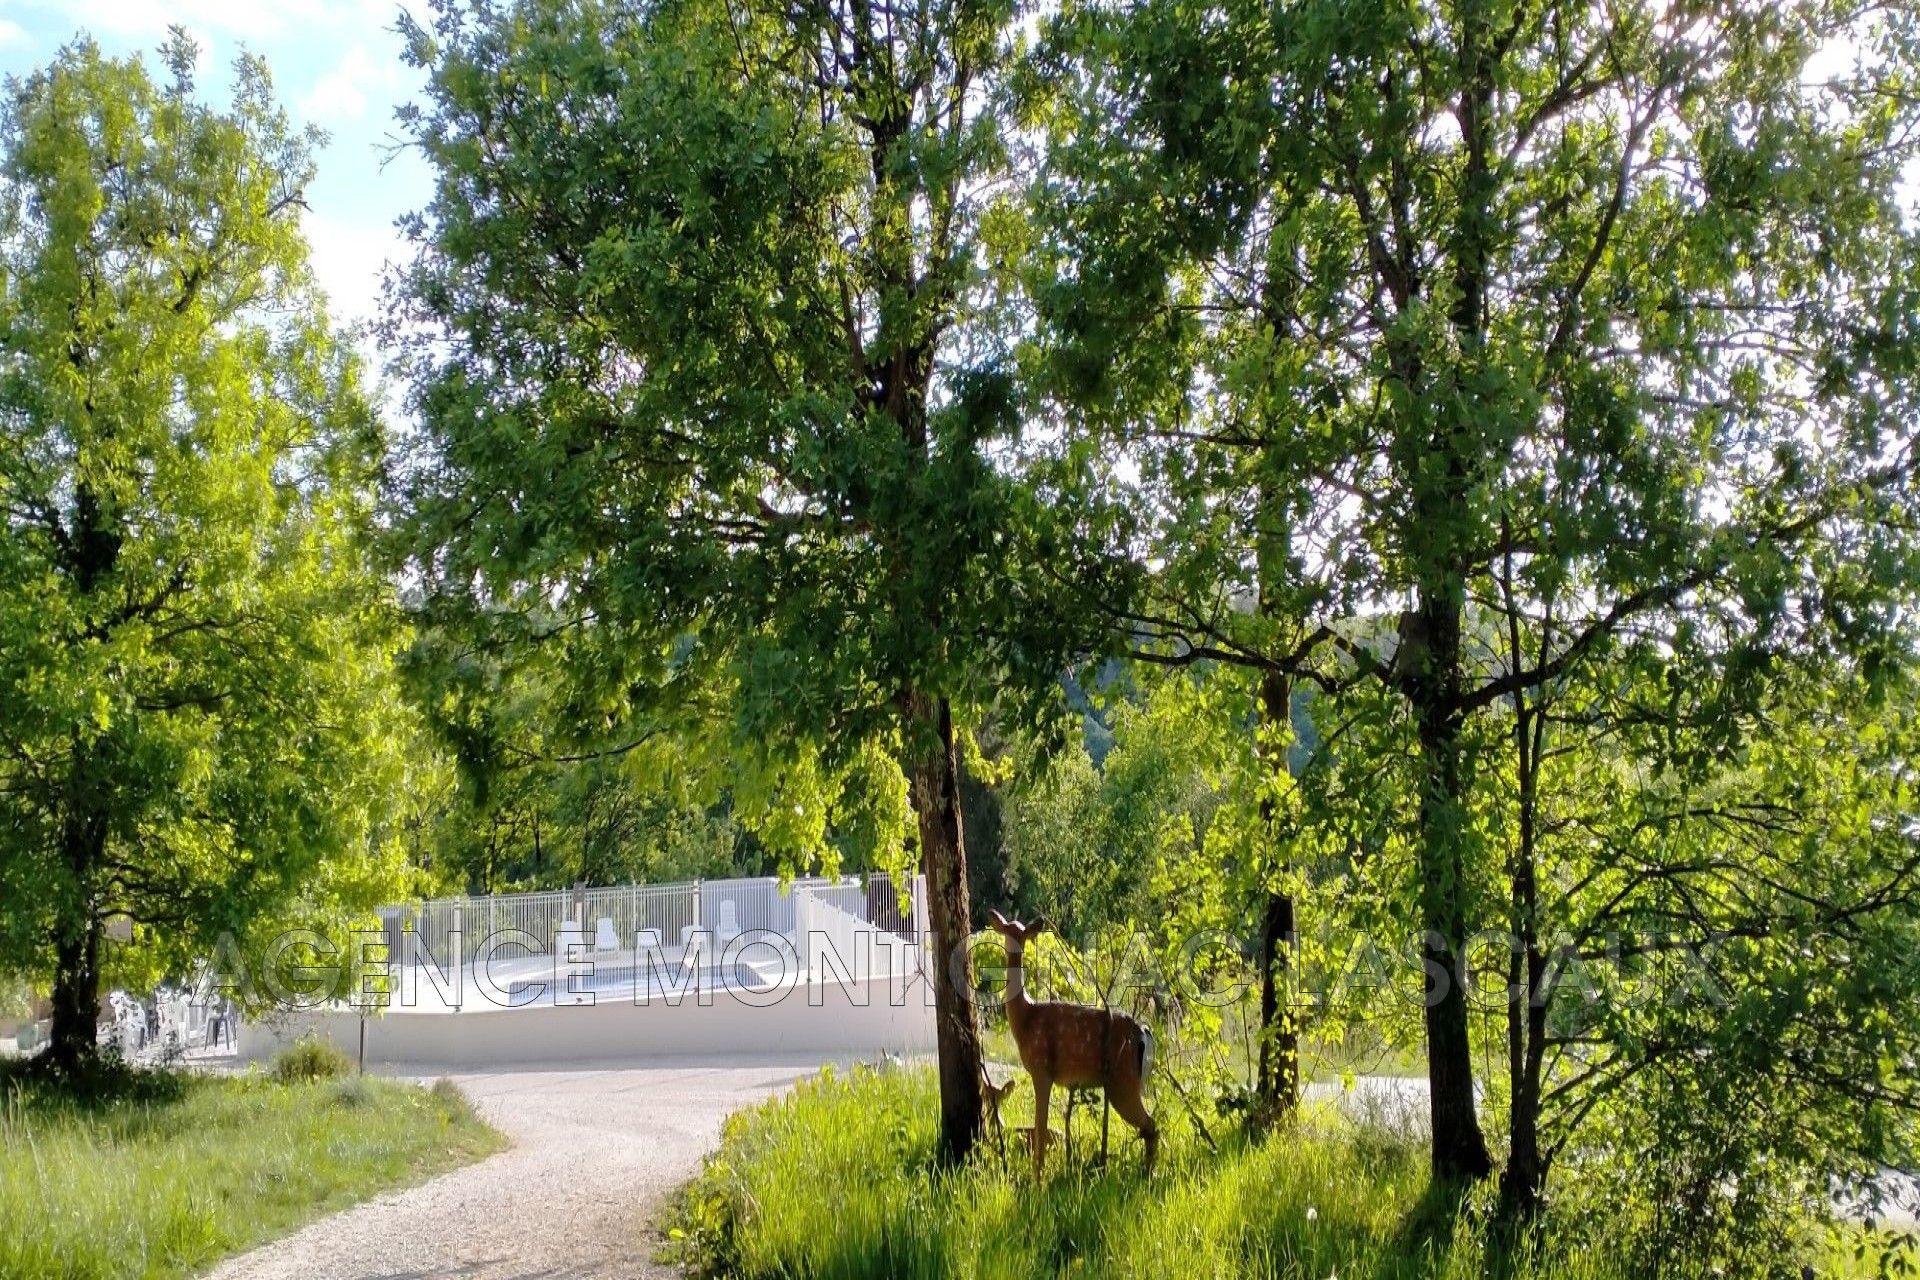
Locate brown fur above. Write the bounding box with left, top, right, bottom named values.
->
left=987, top=909, right=1158, bottom=1175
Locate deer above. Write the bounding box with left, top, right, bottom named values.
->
left=987, top=909, right=1158, bottom=1175
left=982, top=1074, right=1020, bottom=1159
left=985, top=1073, right=1066, bottom=1163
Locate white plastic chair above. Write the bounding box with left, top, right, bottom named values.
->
left=109, top=993, right=142, bottom=1056
left=594, top=917, right=620, bottom=953
left=156, top=998, right=182, bottom=1049
left=556, top=919, right=587, bottom=960
left=717, top=899, right=742, bottom=945
left=678, top=926, right=712, bottom=979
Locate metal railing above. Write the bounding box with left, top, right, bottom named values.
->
left=395, top=870, right=925, bottom=969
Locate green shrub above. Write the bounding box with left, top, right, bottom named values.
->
left=428, top=1076, right=476, bottom=1121
left=0, top=975, right=32, bottom=1022
left=330, top=1075, right=375, bottom=1109
left=269, top=1036, right=352, bottom=1084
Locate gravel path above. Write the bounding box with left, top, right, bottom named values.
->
left=205, top=1057, right=829, bottom=1280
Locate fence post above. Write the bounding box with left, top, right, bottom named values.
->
left=452, top=903, right=464, bottom=1012
left=912, top=873, right=930, bottom=976
left=795, top=887, right=813, bottom=990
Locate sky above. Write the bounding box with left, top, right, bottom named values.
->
left=0, top=0, right=435, bottom=338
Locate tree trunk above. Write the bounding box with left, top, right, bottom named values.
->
left=1254, top=667, right=1299, bottom=1125
left=1255, top=887, right=1298, bottom=1119
left=1500, top=960, right=1548, bottom=1216
left=1500, top=686, right=1550, bottom=1218
left=46, top=810, right=106, bottom=1077
left=906, top=691, right=986, bottom=1163
left=47, top=919, right=101, bottom=1076
left=1409, top=592, right=1493, bottom=1182
left=45, top=479, right=118, bottom=1077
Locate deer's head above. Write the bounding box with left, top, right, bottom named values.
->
left=987, top=909, right=1050, bottom=962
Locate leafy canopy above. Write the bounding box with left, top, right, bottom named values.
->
left=0, top=35, right=411, bottom=995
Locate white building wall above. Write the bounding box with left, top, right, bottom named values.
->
left=237, top=971, right=935, bottom=1068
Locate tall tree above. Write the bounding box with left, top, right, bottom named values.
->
left=0, top=36, right=410, bottom=1074
left=391, top=0, right=1076, bottom=1158
left=1028, top=0, right=1920, bottom=1183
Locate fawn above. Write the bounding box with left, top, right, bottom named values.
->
left=982, top=1074, right=1020, bottom=1158
left=984, top=1074, right=1066, bottom=1162
left=987, top=909, right=1158, bottom=1174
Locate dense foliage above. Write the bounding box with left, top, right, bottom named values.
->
left=0, top=37, right=412, bottom=1072
left=1021, top=0, right=1920, bottom=1212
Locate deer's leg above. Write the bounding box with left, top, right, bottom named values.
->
left=1031, top=1078, right=1052, bottom=1176
left=1100, top=1093, right=1110, bottom=1164
left=1109, top=1081, right=1158, bottom=1174
left=1064, top=1090, right=1075, bottom=1165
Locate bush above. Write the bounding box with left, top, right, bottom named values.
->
left=269, top=1036, right=352, bottom=1084
left=428, top=1076, right=477, bottom=1121
left=0, top=1053, right=186, bottom=1109
left=0, top=975, right=32, bottom=1022
left=330, top=1075, right=375, bottom=1109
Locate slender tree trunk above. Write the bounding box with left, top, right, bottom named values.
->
left=1409, top=590, right=1493, bottom=1182
left=1411, top=7, right=1495, bottom=1168
left=1500, top=948, right=1549, bottom=1216
left=906, top=691, right=986, bottom=1162
left=1255, top=888, right=1298, bottom=1117
left=1500, top=672, right=1550, bottom=1218
left=1248, top=397, right=1304, bottom=1125
left=1254, top=667, right=1299, bottom=1125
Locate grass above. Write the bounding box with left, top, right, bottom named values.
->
left=978, top=1012, right=1424, bottom=1094
left=0, top=1060, right=506, bottom=1280
left=671, top=1064, right=1915, bottom=1280
left=673, top=1064, right=1559, bottom=1280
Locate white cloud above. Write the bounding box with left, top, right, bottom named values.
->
left=14, top=0, right=418, bottom=45
left=299, top=44, right=398, bottom=123
left=0, top=18, right=29, bottom=47
left=37, top=0, right=330, bottom=42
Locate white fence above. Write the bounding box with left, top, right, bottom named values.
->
left=389, top=871, right=925, bottom=978
left=242, top=871, right=936, bottom=1069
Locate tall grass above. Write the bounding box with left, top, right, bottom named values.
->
left=676, top=1065, right=1535, bottom=1279
left=0, top=1063, right=505, bottom=1280
left=671, top=1065, right=1903, bottom=1280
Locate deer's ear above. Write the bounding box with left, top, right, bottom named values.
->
left=987, top=908, right=1011, bottom=932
